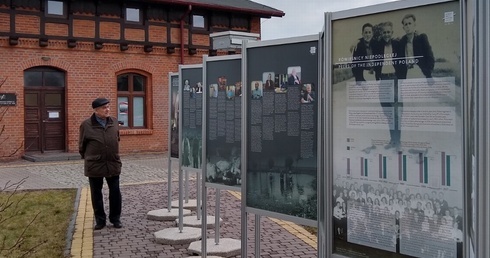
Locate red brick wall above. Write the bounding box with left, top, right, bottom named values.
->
left=46, top=23, right=68, bottom=37
left=192, top=33, right=209, bottom=46
left=125, top=28, right=145, bottom=42
left=250, top=17, right=261, bottom=37
left=15, top=14, right=40, bottom=34
left=0, top=13, right=8, bottom=32
left=0, top=9, right=264, bottom=160
left=0, top=39, right=189, bottom=159
left=100, top=22, right=121, bottom=40
left=73, top=20, right=96, bottom=38
left=149, top=25, right=167, bottom=42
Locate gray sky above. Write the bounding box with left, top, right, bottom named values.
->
left=253, top=0, right=399, bottom=40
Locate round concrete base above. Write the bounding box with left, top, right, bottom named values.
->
left=171, top=199, right=198, bottom=211
left=147, top=208, right=192, bottom=221
left=176, top=215, right=222, bottom=229
left=154, top=227, right=201, bottom=245
left=188, top=238, right=241, bottom=257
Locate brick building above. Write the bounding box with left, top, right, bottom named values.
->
left=0, top=0, right=283, bottom=160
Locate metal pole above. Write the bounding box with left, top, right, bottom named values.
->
left=196, top=172, right=201, bottom=219
left=167, top=73, right=176, bottom=212
left=215, top=189, right=220, bottom=244
left=255, top=214, right=260, bottom=258
left=201, top=56, right=208, bottom=258
left=476, top=0, right=490, bottom=257
left=201, top=178, right=207, bottom=258
left=241, top=40, right=249, bottom=258
left=167, top=158, right=172, bottom=212
left=185, top=169, right=189, bottom=203
left=178, top=167, right=184, bottom=232
left=178, top=66, right=184, bottom=233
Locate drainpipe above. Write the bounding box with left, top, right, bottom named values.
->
left=180, top=5, right=192, bottom=64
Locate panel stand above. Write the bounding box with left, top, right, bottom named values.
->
left=154, top=168, right=201, bottom=245
left=147, top=157, right=191, bottom=221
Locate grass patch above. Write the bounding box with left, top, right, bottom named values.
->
left=0, top=189, right=77, bottom=258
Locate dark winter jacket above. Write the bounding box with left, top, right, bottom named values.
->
left=79, top=114, right=122, bottom=177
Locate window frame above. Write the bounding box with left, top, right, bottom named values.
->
left=24, top=66, right=66, bottom=88
left=125, top=6, right=142, bottom=24
left=116, top=72, right=149, bottom=129
left=192, top=13, right=207, bottom=30
left=45, top=0, right=67, bottom=18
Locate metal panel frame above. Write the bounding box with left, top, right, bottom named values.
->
left=178, top=63, right=203, bottom=232
left=241, top=34, right=321, bottom=258
left=332, top=0, right=453, bottom=20
left=323, top=11, right=334, bottom=257
left=201, top=54, right=242, bottom=258
left=241, top=41, right=249, bottom=258
left=167, top=71, right=178, bottom=212
left=244, top=34, right=320, bottom=227
left=179, top=63, right=204, bottom=174
left=475, top=0, right=490, bottom=257
left=326, top=0, right=465, bottom=257
left=202, top=54, right=242, bottom=192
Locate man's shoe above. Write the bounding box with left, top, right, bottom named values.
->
left=94, top=224, right=105, bottom=230
left=113, top=222, right=122, bottom=228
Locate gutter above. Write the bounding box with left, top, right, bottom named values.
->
left=180, top=5, right=192, bottom=64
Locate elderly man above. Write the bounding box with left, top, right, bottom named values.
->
left=79, top=97, right=123, bottom=230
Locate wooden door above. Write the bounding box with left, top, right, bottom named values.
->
left=25, top=88, right=65, bottom=152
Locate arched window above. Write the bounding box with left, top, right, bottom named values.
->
left=24, top=66, right=65, bottom=87
left=117, top=73, right=146, bottom=128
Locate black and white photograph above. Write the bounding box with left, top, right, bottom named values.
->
left=330, top=1, right=463, bottom=257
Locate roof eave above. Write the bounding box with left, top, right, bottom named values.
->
left=144, top=0, right=285, bottom=18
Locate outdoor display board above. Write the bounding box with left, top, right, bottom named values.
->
left=169, top=73, right=179, bottom=158
left=179, top=65, right=203, bottom=171
left=244, top=35, right=320, bottom=224
left=203, top=55, right=242, bottom=189
left=328, top=1, right=463, bottom=257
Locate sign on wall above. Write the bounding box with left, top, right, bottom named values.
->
left=0, top=93, right=16, bottom=106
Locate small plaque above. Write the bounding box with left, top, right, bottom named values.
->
left=48, top=111, right=59, bottom=118
left=0, top=93, right=16, bottom=106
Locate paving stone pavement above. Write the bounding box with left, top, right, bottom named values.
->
left=0, top=153, right=318, bottom=258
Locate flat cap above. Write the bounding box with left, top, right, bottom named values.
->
left=92, top=97, right=110, bottom=109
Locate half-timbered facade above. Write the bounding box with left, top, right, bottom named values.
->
left=0, top=0, right=283, bottom=160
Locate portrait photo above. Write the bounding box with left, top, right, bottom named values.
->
left=226, top=85, right=236, bottom=99
left=209, top=83, right=218, bottom=98
left=183, top=79, right=190, bottom=91
left=262, top=72, right=275, bottom=90
left=300, top=83, right=315, bottom=104
left=235, top=81, right=242, bottom=96
left=287, top=66, right=302, bottom=85
left=218, top=76, right=227, bottom=91
left=251, top=81, right=263, bottom=99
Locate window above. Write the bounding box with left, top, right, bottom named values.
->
left=46, top=0, right=65, bottom=17
left=24, top=67, right=65, bottom=87
left=192, top=14, right=205, bottom=29
left=126, top=7, right=141, bottom=23
left=117, top=73, right=146, bottom=128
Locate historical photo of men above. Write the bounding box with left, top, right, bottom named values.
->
left=330, top=2, right=463, bottom=257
